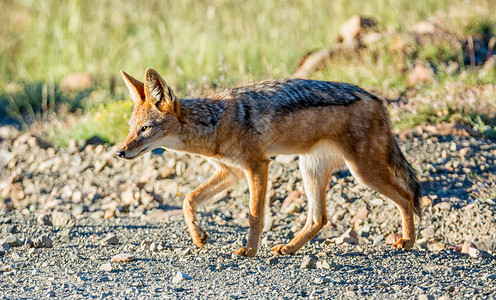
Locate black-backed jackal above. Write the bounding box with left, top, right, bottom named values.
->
left=117, top=68, right=421, bottom=257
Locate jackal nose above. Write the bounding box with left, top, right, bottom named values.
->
left=116, top=150, right=126, bottom=158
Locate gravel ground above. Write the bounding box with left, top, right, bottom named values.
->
left=1, top=126, right=495, bottom=299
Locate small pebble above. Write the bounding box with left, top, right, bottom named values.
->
left=4, top=235, right=21, bottom=247
left=313, top=277, right=331, bottom=284
left=300, top=255, right=317, bottom=269
left=34, top=235, right=53, bottom=248
left=267, top=257, right=278, bottom=265
left=140, top=240, right=150, bottom=251
left=172, top=271, right=192, bottom=283
left=458, top=147, right=473, bottom=159
left=111, top=253, right=135, bottom=263
left=347, top=285, right=358, bottom=291
left=483, top=274, right=496, bottom=280
left=99, top=263, right=113, bottom=272
left=179, top=248, right=192, bottom=256
left=102, top=234, right=119, bottom=245
left=58, top=228, right=71, bottom=241
left=2, top=242, right=10, bottom=251
left=46, top=291, right=56, bottom=298
left=37, top=213, right=52, bottom=226
left=0, top=264, right=13, bottom=272
left=316, top=260, right=337, bottom=269
left=150, top=242, right=158, bottom=252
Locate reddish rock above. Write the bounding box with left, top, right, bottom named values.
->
left=351, top=206, right=369, bottom=225
left=461, top=242, right=476, bottom=254
left=385, top=233, right=402, bottom=245
left=423, top=123, right=480, bottom=137
left=433, top=202, right=452, bottom=211
left=120, top=190, right=136, bottom=205
left=282, top=190, right=301, bottom=207
left=427, top=241, right=446, bottom=252
left=333, top=228, right=358, bottom=245
left=407, top=64, right=433, bottom=85
left=420, top=196, right=433, bottom=207
left=140, top=190, right=154, bottom=207
left=459, top=147, right=473, bottom=160
left=59, top=73, right=92, bottom=93
left=337, top=15, right=376, bottom=47
left=411, top=21, right=437, bottom=35
left=292, top=49, right=331, bottom=79
left=449, top=243, right=464, bottom=252
left=103, top=209, right=116, bottom=219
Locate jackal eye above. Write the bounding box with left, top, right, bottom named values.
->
left=140, top=126, right=151, bottom=132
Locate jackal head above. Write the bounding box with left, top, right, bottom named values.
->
left=116, top=68, right=184, bottom=159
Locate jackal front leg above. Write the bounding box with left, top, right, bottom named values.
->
left=183, top=165, right=243, bottom=248
left=234, top=161, right=269, bottom=257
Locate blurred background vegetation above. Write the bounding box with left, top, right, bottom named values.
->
left=1, top=0, right=495, bottom=146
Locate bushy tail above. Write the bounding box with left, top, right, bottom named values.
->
left=389, top=138, right=422, bottom=219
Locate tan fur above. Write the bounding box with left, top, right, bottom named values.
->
left=117, top=68, right=421, bottom=257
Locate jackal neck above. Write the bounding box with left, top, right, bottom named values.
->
left=180, top=98, right=227, bottom=130
left=173, top=98, right=226, bottom=155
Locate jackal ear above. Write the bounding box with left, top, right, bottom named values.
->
left=144, top=68, right=180, bottom=115
left=120, top=70, right=145, bottom=105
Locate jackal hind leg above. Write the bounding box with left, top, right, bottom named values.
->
left=272, top=144, right=341, bottom=255
left=345, top=158, right=416, bottom=250
left=183, top=164, right=243, bottom=248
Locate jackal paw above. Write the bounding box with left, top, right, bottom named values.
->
left=271, top=244, right=292, bottom=255
left=234, top=247, right=257, bottom=257
left=191, top=227, right=208, bottom=248
left=392, top=238, right=414, bottom=250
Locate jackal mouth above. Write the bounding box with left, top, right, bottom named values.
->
left=126, top=146, right=149, bottom=159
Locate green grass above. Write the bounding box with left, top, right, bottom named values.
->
left=0, top=81, right=93, bottom=125
left=45, top=100, right=132, bottom=147
left=470, top=174, right=496, bottom=204
left=1, top=0, right=475, bottom=90
left=394, top=105, right=496, bottom=137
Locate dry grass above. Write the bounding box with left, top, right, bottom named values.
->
left=1, top=0, right=495, bottom=145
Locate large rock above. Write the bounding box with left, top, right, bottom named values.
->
left=337, top=15, right=376, bottom=47
left=479, top=55, right=496, bottom=78
left=411, top=21, right=437, bottom=35
left=423, top=123, right=480, bottom=137
left=59, top=73, right=92, bottom=93
left=0, top=126, right=20, bottom=140
left=292, top=49, right=331, bottom=79
left=406, top=64, right=433, bottom=85
left=51, top=211, right=75, bottom=227
left=37, top=211, right=75, bottom=227
left=3, top=235, right=21, bottom=247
